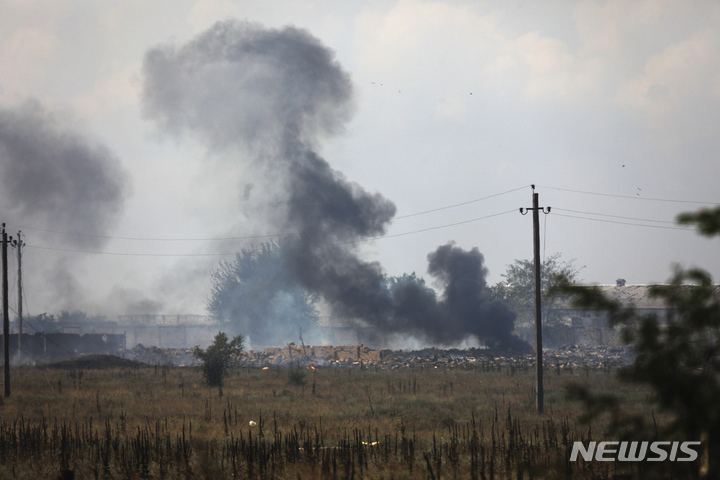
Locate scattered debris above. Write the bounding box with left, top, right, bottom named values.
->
left=44, top=343, right=634, bottom=370
left=119, top=344, right=198, bottom=366
left=241, top=343, right=633, bottom=370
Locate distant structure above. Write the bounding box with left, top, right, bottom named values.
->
left=116, top=314, right=218, bottom=348
left=516, top=283, right=720, bottom=348
left=30, top=314, right=222, bottom=349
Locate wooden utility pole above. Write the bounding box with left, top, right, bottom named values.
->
left=532, top=192, right=544, bottom=414
left=16, top=232, right=23, bottom=364
left=520, top=186, right=550, bottom=414
left=2, top=225, right=9, bottom=397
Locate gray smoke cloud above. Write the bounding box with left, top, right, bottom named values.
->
left=142, top=21, right=354, bottom=152
left=0, top=99, right=128, bottom=249
left=142, top=20, right=524, bottom=349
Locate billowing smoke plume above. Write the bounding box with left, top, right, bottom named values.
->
left=418, top=244, right=522, bottom=348
left=0, top=100, right=129, bottom=310
left=142, top=20, right=524, bottom=349
left=0, top=100, right=128, bottom=249
left=142, top=21, right=354, bottom=152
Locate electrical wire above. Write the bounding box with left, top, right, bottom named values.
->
left=24, top=244, right=238, bottom=257
left=394, top=185, right=529, bottom=219
left=552, top=212, right=694, bottom=231
left=553, top=208, right=681, bottom=226
left=6, top=185, right=531, bottom=243
left=25, top=208, right=519, bottom=255
left=10, top=184, right=714, bottom=256
left=534, top=186, right=713, bottom=232
left=538, top=185, right=720, bottom=205
left=337, top=209, right=518, bottom=245
left=6, top=224, right=297, bottom=242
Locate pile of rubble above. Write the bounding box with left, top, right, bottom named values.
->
left=546, top=344, right=635, bottom=370
left=120, top=344, right=199, bottom=366
left=244, top=343, right=386, bottom=367
left=242, top=343, right=634, bottom=370
left=115, top=342, right=634, bottom=370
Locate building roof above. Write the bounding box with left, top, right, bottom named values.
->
left=559, top=284, right=720, bottom=310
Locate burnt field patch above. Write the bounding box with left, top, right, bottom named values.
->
left=40, top=354, right=146, bottom=370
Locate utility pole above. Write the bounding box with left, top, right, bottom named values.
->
left=519, top=185, right=550, bottom=414
left=15, top=232, right=23, bottom=364
left=2, top=225, right=9, bottom=397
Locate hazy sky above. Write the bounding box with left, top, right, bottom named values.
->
left=1, top=0, right=719, bottom=318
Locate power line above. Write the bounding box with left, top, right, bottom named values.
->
left=25, top=244, right=238, bottom=257
left=394, top=185, right=529, bottom=219
left=21, top=206, right=702, bottom=258
left=538, top=185, right=720, bottom=205
left=26, top=209, right=519, bottom=256
left=7, top=224, right=297, bottom=242
left=553, top=212, right=694, bottom=231
left=11, top=183, right=712, bottom=257
left=6, top=185, right=531, bottom=242
left=553, top=208, right=681, bottom=226
left=341, top=209, right=518, bottom=245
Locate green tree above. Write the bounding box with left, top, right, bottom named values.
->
left=207, top=240, right=318, bottom=345
left=554, top=209, right=720, bottom=479
left=384, top=272, right=435, bottom=297
left=491, top=253, right=583, bottom=327
left=193, top=332, right=244, bottom=387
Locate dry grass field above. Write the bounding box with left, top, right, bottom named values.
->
left=0, top=359, right=690, bottom=479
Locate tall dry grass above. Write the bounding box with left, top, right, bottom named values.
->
left=0, top=362, right=687, bottom=479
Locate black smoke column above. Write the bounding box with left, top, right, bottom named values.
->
left=379, top=242, right=525, bottom=349
left=142, top=20, right=525, bottom=349
left=142, top=20, right=397, bottom=336
left=426, top=243, right=524, bottom=349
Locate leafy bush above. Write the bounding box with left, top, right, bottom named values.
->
left=193, top=332, right=244, bottom=387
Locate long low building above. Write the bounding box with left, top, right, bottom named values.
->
left=114, top=314, right=220, bottom=348
left=16, top=314, right=223, bottom=349
left=514, top=281, right=720, bottom=348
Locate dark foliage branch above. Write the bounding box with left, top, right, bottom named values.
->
left=552, top=209, right=720, bottom=478
left=677, top=206, right=720, bottom=237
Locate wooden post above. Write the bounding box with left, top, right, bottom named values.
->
left=16, top=231, right=22, bottom=364
left=520, top=187, right=550, bottom=414
left=2, top=227, right=10, bottom=397
left=532, top=192, right=544, bottom=414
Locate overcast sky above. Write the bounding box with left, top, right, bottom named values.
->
left=1, top=0, right=719, bottom=318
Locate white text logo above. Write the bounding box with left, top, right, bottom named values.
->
left=570, top=441, right=701, bottom=462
